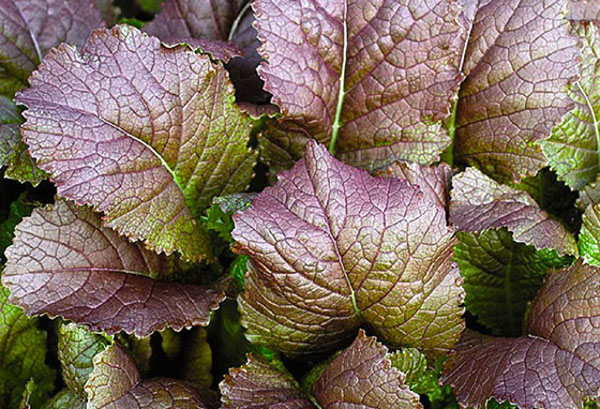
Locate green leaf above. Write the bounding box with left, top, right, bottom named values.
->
left=228, top=255, right=248, bottom=292
left=122, top=335, right=152, bottom=376
left=160, top=329, right=182, bottom=361
left=0, top=194, right=33, bottom=257
left=203, top=204, right=236, bottom=244
left=57, top=323, right=110, bottom=396
left=512, top=168, right=580, bottom=231
left=135, top=0, right=164, bottom=13
left=42, top=389, right=86, bottom=409
left=180, top=328, right=213, bottom=390
left=388, top=348, right=428, bottom=387
left=540, top=22, right=600, bottom=190
left=0, top=97, right=44, bottom=186
left=388, top=351, right=458, bottom=409
left=85, top=344, right=217, bottom=408
left=454, top=229, right=571, bottom=337
left=0, top=285, right=55, bottom=409
left=208, top=299, right=274, bottom=380
left=486, top=399, right=519, bottom=409
left=580, top=202, right=600, bottom=266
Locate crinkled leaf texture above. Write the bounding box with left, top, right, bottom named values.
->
left=568, top=0, right=600, bottom=20
left=221, top=330, right=421, bottom=409
left=450, top=167, right=578, bottom=256
left=454, top=0, right=579, bottom=183
left=42, top=389, right=86, bottom=409
left=85, top=344, right=218, bottom=409
left=2, top=199, right=225, bottom=337
left=16, top=24, right=257, bottom=261
left=255, top=0, right=464, bottom=170
left=145, top=0, right=245, bottom=50
left=233, top=142, right=464, bottom=358
left=442, top=260, right=600, bottom=409
left=0, top=96, right=44, bottom=185
left=578, top=172, right=600, bottom=210
left=454, top=229, right=571, bottom=337
left=580, top=202, right=600, bottom=266
left=145, top=0, right=268, bottom=103
left=0, top=0, right=104, bottom=98
left=0, top=285, right=55, bottom=409
left=540, top=22, right=600, bottom=190
left=57, top=323, right=110, bottom=397
left=376, top=162, right=453, bottom=209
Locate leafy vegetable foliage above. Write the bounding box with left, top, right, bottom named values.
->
left=580, top=201, right=600, bottom=265
left=0, top=0, right=105, bottom=98
left=454, top=229, right=571, bottom=336
left=541, top=22, right=600, bottom=190
left=85, top=343, right=218, bottom=409
left=0, top=285, right=55, bottom=408
left=0, top=97, right=43, bottom=185
left=0, top=0, right=597, bottom=407
left=221, top=330, right=421, bottom=409
left=442, top=260, right=600, bottom=409
left=376, top=162, right=453, bottom=208
left=16, top=24, right=257, bottom=261
left=145, top=0, right=267, bottom=103
left=453, top=0, right=579, bottom=183
left=2, top=199, right=224, bottom=337
left=57, top=323, right=110, bottom=397
left=450, top=167, right=577, bottom=256
left=255, top=0, right=464, bottom=170
left=233, top=142, right=464, bottom=358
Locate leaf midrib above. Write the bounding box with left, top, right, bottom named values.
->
left=575, top=80, right=600, bottom=164
left=328, top=1, right=348, bottom=156
left=19, top=97, right=185, bottom=195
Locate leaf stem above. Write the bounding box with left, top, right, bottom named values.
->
left=228, top=2, right=253, bottom=41
left=329, top=2, right=348, bottom=155
left=576, top=81, right=600, bottom=164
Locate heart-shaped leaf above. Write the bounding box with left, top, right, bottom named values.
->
left=233, top=141, right=464, bottom=358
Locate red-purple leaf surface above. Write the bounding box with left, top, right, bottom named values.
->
left=2, top=199, right=225, bottom=337
left=313, top=330, right=421, bottom=409
left=454, top=0, right=579, bottom=182
left=450, top=167, right=577, bottom=256
left=233, top=142, right=464, bottom=358
left=442, top=260, right=600, bottom=409
left=145, top=0, right=268, bottom=102
left=85, top=344, right=218, bottom=409
left=0, top=0, right=104, bottom=97
left=220, top=355, right=314, bottom=409
left=220, top=330, right=421, bottom=409
left=568, top=0, right=600, bottom=20
left=145, top=0, right=246, bottom=42
left=255, top=0, right=464, bottom=169
left=16, top=25, right=257, bottom=261
left=376, top=162, right=452, bottom=209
